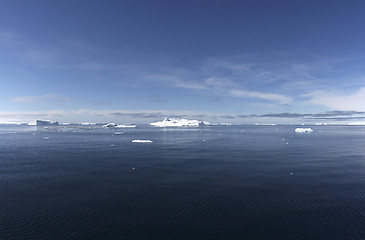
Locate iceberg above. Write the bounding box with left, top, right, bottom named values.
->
left=103, top=123, right=137, bottom=128
left=295, top=128, right=313, bottom=133
left=150, top=118, right=205, bottom=127
left=132, top=139, right=153, bottom=143
left=102, top=123, right=117, bottom=128
left=28, top=120, right=59, bottom=126
left=116, top=124, right=137, bottom=128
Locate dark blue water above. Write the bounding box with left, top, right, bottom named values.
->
left=1, top=125, right=365, bottom=239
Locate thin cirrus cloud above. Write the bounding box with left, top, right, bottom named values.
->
left=305, top=87, right=365, bottom=111
left=11, top=94, right=70, bottom=103
left=146, top=71, right=292, bottom=105
left=229, top=89, right=293, bottom=104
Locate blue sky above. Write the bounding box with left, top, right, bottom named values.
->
left=1, top=0, right=365, bottom=124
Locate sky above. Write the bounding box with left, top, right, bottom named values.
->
left=1, top=0, right=365, bottom=124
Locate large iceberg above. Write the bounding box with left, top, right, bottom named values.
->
left=150, top=118, right=205, bottom=127
left=28, top=120, right=59, bottom=126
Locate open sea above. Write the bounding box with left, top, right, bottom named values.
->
left=1, top=124, right=365, bottom=240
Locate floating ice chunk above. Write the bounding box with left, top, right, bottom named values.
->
left=44, top=137, right=49, bottom=140
left=110, top=144, right=115, bottom=147
left=132, top=139, right=153, bottom=143
left=295, top=128, right=313, bottom=133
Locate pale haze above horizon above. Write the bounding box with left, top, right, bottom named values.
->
left=1, top=0, right=365, bottom=124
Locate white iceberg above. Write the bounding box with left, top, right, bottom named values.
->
left=116, top=124, right=137, bottom=128
left=295, top=128, right=313, bottom=133
left=150, top=118, right=204, bottom=127
left=103, top=123, right=137, bottom=128
left=28, top=120, right=59, bottom=126
left=132, top=139, right=153, bottom=143
left=102, top=123, right=117, bottom=128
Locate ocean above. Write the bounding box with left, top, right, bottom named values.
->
left=1, top=125, right=365, bottom=239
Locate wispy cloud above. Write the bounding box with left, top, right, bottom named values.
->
left=146, top=74, right=207, bottom=90
left=12, top=94, right=70, bottom=103
left=229, top=90, right=292, bottom=104
left=305, top=87, right=365, bottom=111
left=236, top=111, right=365, bottom=122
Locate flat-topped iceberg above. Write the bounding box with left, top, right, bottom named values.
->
left=150, top=118, right=206, bottom=127
left=28, top=120, right=59, bottom=126
left=295, top=128, right=313, bottom=133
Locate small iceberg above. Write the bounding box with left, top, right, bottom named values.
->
left=132, top=139, right=153, bottom=143
left=295, top=128, right=313, bottom=133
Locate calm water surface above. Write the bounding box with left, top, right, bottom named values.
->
left=1, top=125, right=365, bottom=239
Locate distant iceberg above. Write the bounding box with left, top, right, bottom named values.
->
left=295, top=128, right=313, bottom=133
left=81, top=122, right=96, bottom=125
left=150, top=118, right=207, bottom=127
left=132, top=139, right=153, bottom=143
left=116, top=124, right=137, bottom=128
left=102, top=123, right=137, bottom=128
left=28, top=120, right=59, bottom=126
left=102, top=123, right=117, bottom=128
